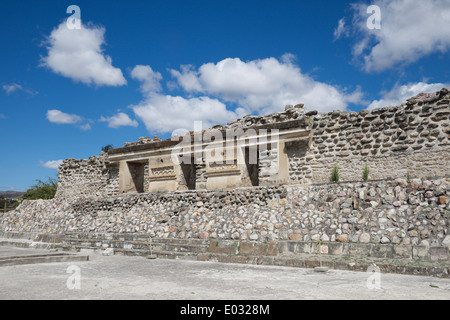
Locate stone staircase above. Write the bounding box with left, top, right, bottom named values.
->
left=0, top=231, right=211, bottom=260
left=0, top=231, right=448, bottom=278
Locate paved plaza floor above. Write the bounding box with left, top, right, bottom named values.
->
left=0, top=246, right=449, bottom=300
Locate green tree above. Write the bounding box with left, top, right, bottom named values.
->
left=102, top=144, right=114, bottom=153
left=22, top=177, right=58, bottom=200
left=0, top=195, right=6, bottom=210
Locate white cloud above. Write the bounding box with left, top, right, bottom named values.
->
left=2, top=83, right=23, bottom=94
left=334, top=18, right=348, bottom=40
left=169, top=55, right=363, bottom=114
left=131, top=65, right=162, bottom=94
left=349, top=0, right=450, bottom=72
left=80, top=123, right=92, bottom=131
left=0, top=114, right=6, bottom=119
left=46, top=109, right=93, bottom=130
left=132, top=94, right=239, bottom=134
left=100, top=112, right=138, bottom=128
left=129, top=64, right=239, bottom=133
left=367, top=82, right=449, bottom=110
left=129, top=57, right=366, bottom=134
left=41, top=21, right=126, bottom=86
left=2, top=83, right=38, bottom=95
left=169, top=65, right=202, bottom=92
left=40, top=160, right=63, bottom=170
left=46, top=109, right=82, bottom=124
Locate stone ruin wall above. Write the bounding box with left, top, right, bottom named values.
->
left=2, top=89, right=449, bottom=250
left=55, top=156, right=119, bottom=199
left=55, top=88, right=450, bottom=198
left=2, top=178, right=449, bottom=247
left=289, top=88, right=450, bottom=183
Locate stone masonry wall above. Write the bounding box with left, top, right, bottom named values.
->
left=289, top=88, right=450, bottom=184
left=3, top=178, right=449, bottom=247
left=53, top=89, right=450, bottom=196
left=55, top=155, right=119, bottom=199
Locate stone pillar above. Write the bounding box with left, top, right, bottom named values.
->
left=278, top=140, right=290, bottom=185
left=147, top=154, right=178, bottom=193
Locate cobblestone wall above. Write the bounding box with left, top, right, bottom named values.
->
left=55, top=155, right=119, bottom=199
left=3, top=178, right=449, bottom=247
left=290, top=88, right=450, bottom=184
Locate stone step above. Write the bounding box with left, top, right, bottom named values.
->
left=2, top=233, right=448, bottom=278
left=0, top=252, right=89, bottom=267
left=196, top=252, right=450, bottom=278
left=161, top=243, right=209, bottom=253
left=109, top=247, right=199, bottom=261
left=0, top=239, right=60, bottom=250
left=0, top=241, right=89, bottom=267
left=58, top=237, right=209, bottom=254
left=155, top=251, right=199, bottom=261
left=62, top=234, right=210, bottom=246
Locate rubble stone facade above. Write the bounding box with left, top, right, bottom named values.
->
left=2, top=89, right=449, bottom=249
left=55, top=88, right=450, bottom=198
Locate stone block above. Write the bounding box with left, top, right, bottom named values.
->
left=326, top=243, right=347, bottom=256
left=286, top=241, right=298, bottom=253
left=336, top=234, right=349, bottom=242
left=370, top=245, right=396, bottom=258
left=102, top=248, right=114, bottom=256
left=277, top=241, right=288, bottom=254
left=252, top=243, right=267, bottom=256
left=412, top=246, right=429, bottom=260
left=393, top=245, right=412, bottom=259
left=208, top=240, right=238, bottom=255
left=197, top=253, right=211, bottom=261
left=438, top=196, right=449, bottom=205
left=289, top=234, right=302, bottom=241
left=228, top=255, right=253, bottom=264
left=359, top=233, right=371, bottom=243
left=349, top=243, right=372, bottom=256
left=430, top=246, right=449, bottom=261
left=266, top=242, right=279, bottom=256
left=296, top=242, right=312, bottom=254
left=238, top=242, right=254, bottom=256
left=443, top=235, right=450, bottom=247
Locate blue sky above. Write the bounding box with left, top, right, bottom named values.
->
left=1, top=0, right=450, bottom=191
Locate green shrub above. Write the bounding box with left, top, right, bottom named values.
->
left=22, top=177, right=58, bottom=200
left=331, top=165, right=339, bottom=182
left=102, top=144, right=114, bottom=153
left=363, top=164, right=370, bottom=181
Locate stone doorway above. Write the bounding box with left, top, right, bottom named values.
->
left=180, top=158, right=196, bottom=190
left=244, top=146, right=259, bottom=186
left=119, top=161, right=145, bottom=194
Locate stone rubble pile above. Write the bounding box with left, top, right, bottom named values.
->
left=123, top=136, right=163, bottom=147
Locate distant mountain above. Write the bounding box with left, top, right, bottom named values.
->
left=0, top=191, right=26, bottom=199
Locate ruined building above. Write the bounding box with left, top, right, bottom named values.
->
left=1, top=89, right=449, bottom=270
left=56, top=88, right=450, bottom=198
